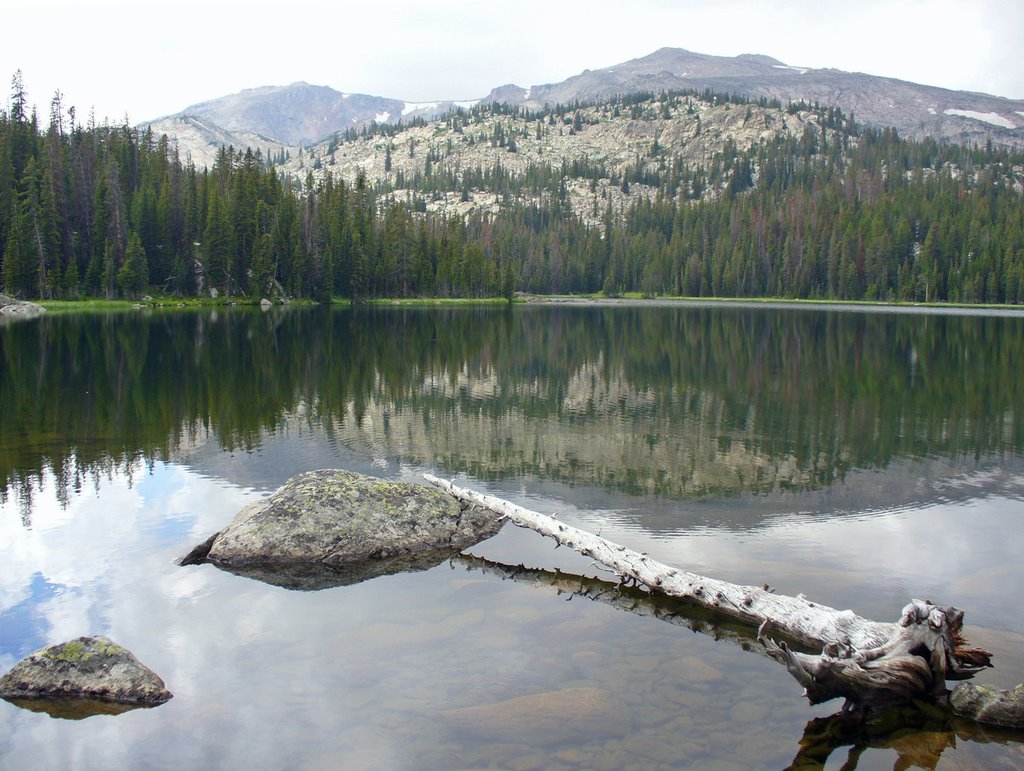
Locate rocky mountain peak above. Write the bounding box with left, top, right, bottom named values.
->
left=141, top=46, right=1024, bottom=170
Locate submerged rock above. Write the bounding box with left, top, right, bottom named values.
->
left=0, top=636, right=172, bottom=715
left=442, top=687, right=620, bottom=744
left=0, top=294, right=45, bottom=322
left=181, top=469, right=502, bottom=589
left=951, top=682, right=1024, bottom=729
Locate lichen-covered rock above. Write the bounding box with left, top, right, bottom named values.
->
left=0, top=636, right=172, bottom=711
left=182, top=470, right=502, bottom=588
left=950, top=682, right=1024, bottom=728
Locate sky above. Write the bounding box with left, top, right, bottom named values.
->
left=1, top=0, right=1022, bottom=124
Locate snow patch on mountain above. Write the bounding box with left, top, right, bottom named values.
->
left=943, top=109, right=1016, bottom=129
left=374, top=112, right=391, bottom=124
left=403, top=101, right=438, bottom=116
left=774, top=65, right=809, bottom=75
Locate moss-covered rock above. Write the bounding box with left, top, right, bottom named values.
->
left=0, top=636, right=172, bottom=713
left=181, top=469, right=502, bottom=589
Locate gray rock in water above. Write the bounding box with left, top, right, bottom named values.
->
left=0, top=293, right=45, bottom=322
left=950, top=682, right=1024, bottom=728
left=181, top=469, right=502, bottom=589
left=0, top=636, right=172, bottom=714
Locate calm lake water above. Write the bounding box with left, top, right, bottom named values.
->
left=1, top=304, right=1023, bottom=769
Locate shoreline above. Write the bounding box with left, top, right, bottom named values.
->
left=514, top=295, right=1024, bottom=317
left=30, top=294, right=1024, bottom=318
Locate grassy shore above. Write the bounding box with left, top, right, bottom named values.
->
left=365, top=297, right=511, bottom=307
left=37, top=296, right=510, bottom=312
left=33, top=293, right=1024, bottom=313
left=516, top=292, right=1024, bottom=312
left=38, top=296, right=326, bottom=313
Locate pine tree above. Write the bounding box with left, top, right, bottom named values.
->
left=117, top=230, right=148, bottom=297
left=2, top=202, right=33, bottom=295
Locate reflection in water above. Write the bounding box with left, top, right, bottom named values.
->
left=209, top=547, right=462, bottom=591
left=2, top=696, right=151, bottom=721
left=0, top=458, right=1022, bottom=768
left=2, top=306, right=1023, bottom=769
left=2, top=306, right=1022, bottom=506
left=455, top=553, right=1024, bottom=770
left=789, top=705, right=1024, bottom=771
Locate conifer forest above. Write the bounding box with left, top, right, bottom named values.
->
left=2, top=73, right=1023, bottom=304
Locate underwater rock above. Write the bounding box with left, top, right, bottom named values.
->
left=442, top=687, right=619, bottom=744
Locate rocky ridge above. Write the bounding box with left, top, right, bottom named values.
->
left=277, top=93, right=844, bottom=225
left=490, top=48, right=1024, bottom=149
left=140, top=47, right=1024, bottom=171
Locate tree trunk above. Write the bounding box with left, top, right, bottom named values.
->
left=426, top=475, right=993, bottom=715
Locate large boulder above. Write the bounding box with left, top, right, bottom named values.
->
left=0, top=294, right=45, bottom=323
left=0, top=636, right=172, bottom=718
left=181, top=469, right=502, bottom=589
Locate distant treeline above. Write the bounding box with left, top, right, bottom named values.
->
left=2, top=72, right=1023, bottom=302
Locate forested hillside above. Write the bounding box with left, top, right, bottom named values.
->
left=2, top=72, right=1023, bottom=303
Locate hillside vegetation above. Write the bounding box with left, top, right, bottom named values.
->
left=2, top=74, right=1023, bottom=303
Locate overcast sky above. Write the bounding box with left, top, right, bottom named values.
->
left=2, top=0, right=1022, bottom=124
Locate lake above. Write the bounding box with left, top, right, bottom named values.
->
left=1, top=304, right=1023, bottom=769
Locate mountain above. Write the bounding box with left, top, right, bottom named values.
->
left=141, top=48, right=1024, bottom=170
left=143, top=82, right=479, bottom=167
left=486, top=48, right=1024, bottom=148
left=141, top=114, right=292, bottom=170
left=276, top=90, right=841, bottom=226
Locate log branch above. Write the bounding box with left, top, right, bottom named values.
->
left=426, top=475, right=993, bottom=715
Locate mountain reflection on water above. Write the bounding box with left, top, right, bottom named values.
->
left=2, top=305, right=1021, bottom=506
left=1, top=304, right=1022, bottom=769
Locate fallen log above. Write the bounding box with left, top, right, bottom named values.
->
left=452, top=553, right=1024, bottom=762
left=426, top=475, right=995, bottom=716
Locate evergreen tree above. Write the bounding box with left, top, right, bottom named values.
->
left=117, top=230, right=148, bottom=297
left=2, top=201, right=33, bottom=295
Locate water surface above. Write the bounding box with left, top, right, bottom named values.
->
left=1, top=305, right=1023, bottom=769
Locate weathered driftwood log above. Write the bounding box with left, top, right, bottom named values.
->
left=426, top=475, right=993, bottom=716
left=452, top=554, right=1022, bottom=763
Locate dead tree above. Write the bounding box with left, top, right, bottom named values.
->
left=426, top=475, right=999, bottom=718
left=452, top=553, right=1021, bottom=766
